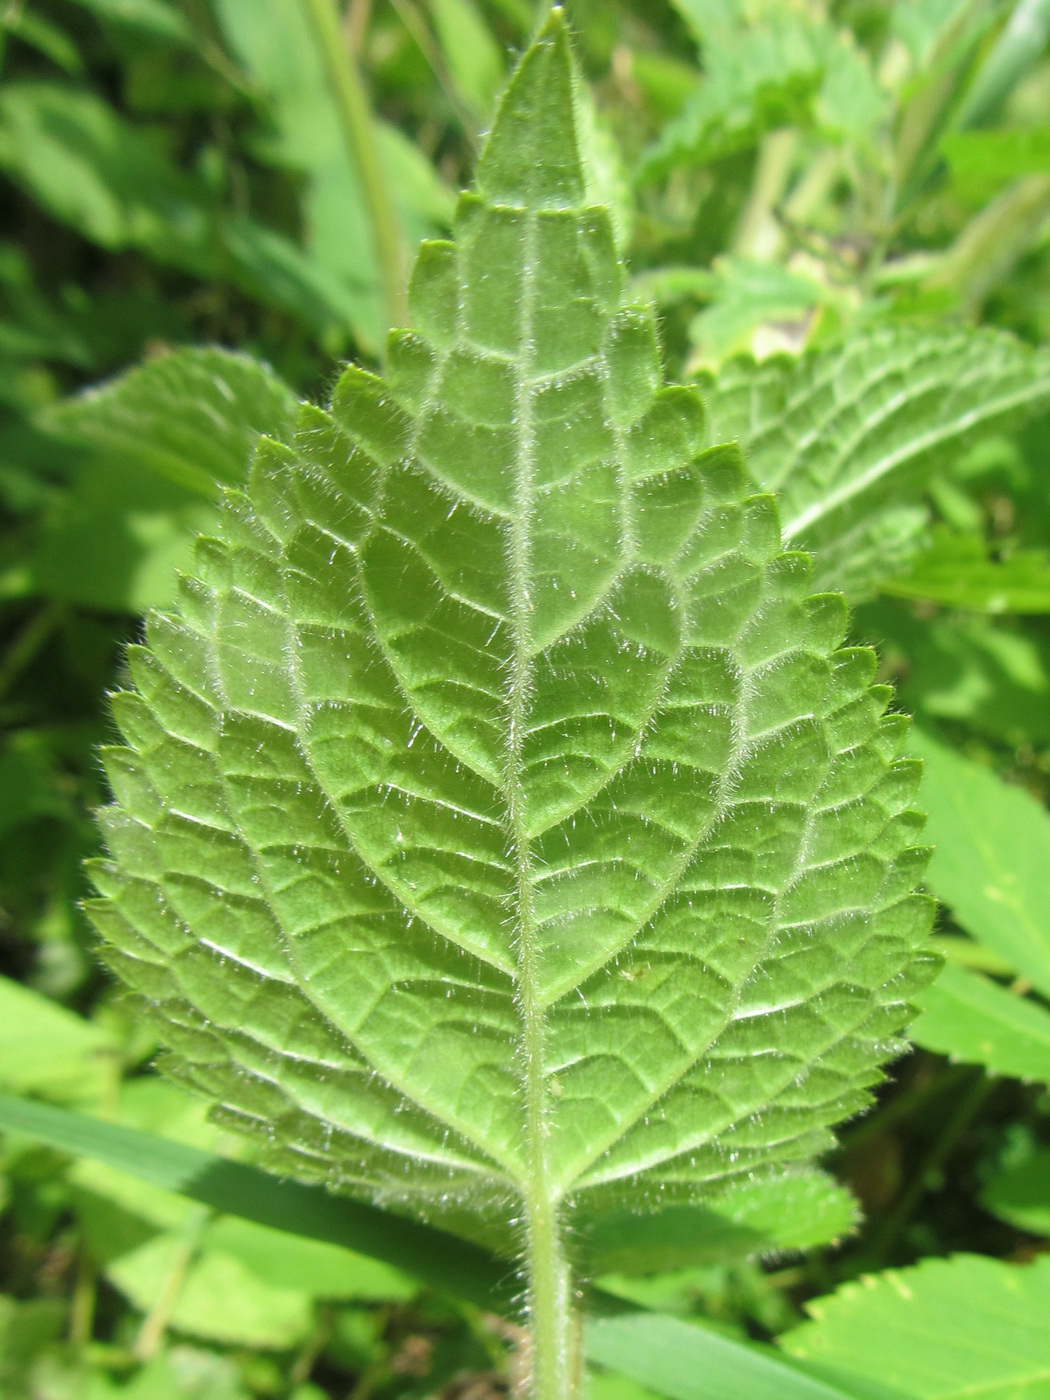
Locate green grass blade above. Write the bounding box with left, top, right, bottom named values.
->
left=586, top=1314, right=874, bottom=1400
left=0, top=1092, right=514, bottom=1310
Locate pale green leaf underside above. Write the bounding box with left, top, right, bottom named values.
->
left=87, top=15, right=935, bottom=1228
left=699, top=328, right=1050, bottom=600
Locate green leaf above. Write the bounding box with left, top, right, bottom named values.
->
left=909, top=730, right=1050, bottom=997
left=942, top=127, right=1050, bottom=201
left=0, top=82, right=209, bottom=259
left=648, top=3, right=883, bottom=177
left=981, top=1146, right=1050, bottom=1237
left=698, top=327, right=1050, bottom=600
left=0, top=976, right=116, bottom=1106
left=864, top=602, right=1050, bottom=749
left=88, top=1348, right=252, bottom=1400
left=586, top=1313, right=868, bottom=1400
left=28, top=458, right=217, bottom=613
left=955, top=0, right=1050, bottom=128
left=687, top=258, right=832, bottom=366
left=112, top=1231, right=316, bottom=1350
left=0, top=1093, right=512, bottom=1309
left=31, top=349, right=299, bottom=613
left=782, top=1253, right=1050, bottom=1399
left=0, top=1297, right=67, bottom=1400
left=63, top=0, right=193, bottom=44
left=65, top=1078, right=417, bottom=1338
left=46, top=348, right=300, bottom=499
left=882, top=531, right=1050, bottom=613
left=83, top=15, right=936, bottom=1386
left=911, top=961, right=1050, bottom=1082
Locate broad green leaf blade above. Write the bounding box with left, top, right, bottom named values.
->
left=910, top=730, right=1050, bottom=997
left=86, top=10, right=935, bottom=1248
left=981, top=1146, right=1050, bottom=1237
left=911, top=961, right=1050, bottom=1082
left=782, top=1254, right=1050, bottom=1400
left=698, top=327, right=1050, bottom=600
left=586, top=1314, right=870, bottom=1400
left=0, top=1093, right=512, bottom=1309
left=46, top=348, right=299, bottom=499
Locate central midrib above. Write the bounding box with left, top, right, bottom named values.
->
left=502, top=202, right=553, bottom=1210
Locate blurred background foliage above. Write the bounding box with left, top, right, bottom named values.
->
left=5, top=1, right=1050, bottom=1397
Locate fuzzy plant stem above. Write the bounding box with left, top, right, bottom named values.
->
left=300, top=0, right=409, bottom=334
left=523, top=1179, right=576, bottom=1397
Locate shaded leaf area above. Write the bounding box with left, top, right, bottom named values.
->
left=0, top=1075, right=856, bottom=1298
left=85, top=19, right=936, bottom=1264
left=0, top=82, right=365, bottom=335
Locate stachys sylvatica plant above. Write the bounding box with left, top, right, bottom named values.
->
left=85, top=12, right=939, bottom=1396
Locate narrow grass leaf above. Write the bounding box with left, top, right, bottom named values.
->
left=0, top=1093, right=513, bottom=1309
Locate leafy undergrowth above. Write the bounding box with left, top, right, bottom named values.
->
left=4, top=2, right=1050, bottom=1399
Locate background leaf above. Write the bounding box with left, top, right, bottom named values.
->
left=909, top=730, right=1050, bottom=996
left=980, top=1145, right=1050, bottom=1237
left=910, top=961, right=1050, bottom=1083
left=0, top=976, right=116, bottom=1105
left=0, top=1093, right=512, bottom=1309
left=782, top=1253, right=1050, bottom=1399
left=28, top=348, right=299, bottom=612
left=697, top=327, right=1050, bottom=600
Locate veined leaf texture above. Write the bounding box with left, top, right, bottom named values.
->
left=87, top=12, right=938, bottom=1238
left=699, top=327, right=1050, bottom=601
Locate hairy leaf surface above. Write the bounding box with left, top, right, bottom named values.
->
left=698, top=328, right=1050, bottom=599
left=87, top=15, right=936, bottom=1240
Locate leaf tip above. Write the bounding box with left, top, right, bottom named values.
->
left=475, top=4, right=586, bottom=209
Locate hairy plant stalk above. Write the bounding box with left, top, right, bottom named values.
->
left=300, top=0, right=408, bottom=333
left=524, top=1192, right=576, bottom=1399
